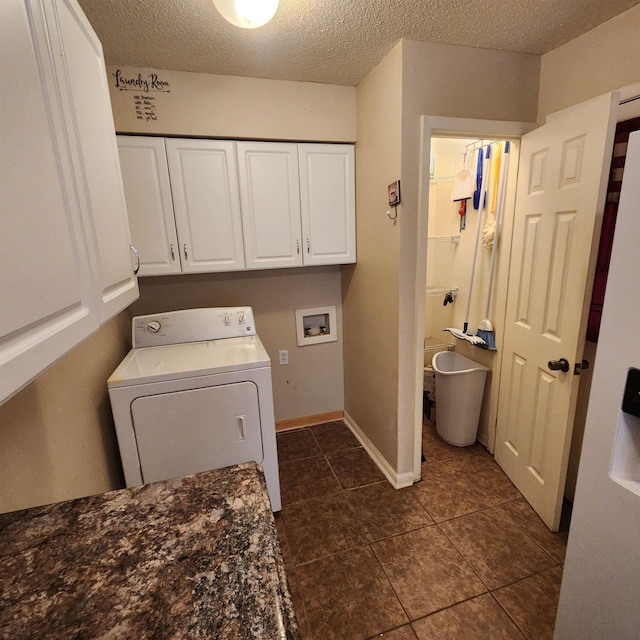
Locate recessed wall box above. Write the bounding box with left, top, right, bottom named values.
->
left=295, top=306, right=337, bottom=346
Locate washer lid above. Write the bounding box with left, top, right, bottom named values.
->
left=107, top=335, right=270, bottom=388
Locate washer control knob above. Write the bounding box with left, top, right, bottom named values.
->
left=223, top=313, right=231, bottom=325
left=237, top=311, right=246, bottom=324
left=147, top=320, right=161, bottom=333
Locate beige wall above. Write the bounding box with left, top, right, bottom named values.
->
left=130, top=268, right=344, bottom=422
left=108, top=65, right=356, bottom=142
left=343, top=43, right=403, bottom=467
left=0, top=313, right=131, bottom=514
left=538, top=5, right=640, bottom=121
left=344, top=40, right=540, bottom=479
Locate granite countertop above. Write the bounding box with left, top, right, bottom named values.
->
left=0, top=462, right=299, bottom=639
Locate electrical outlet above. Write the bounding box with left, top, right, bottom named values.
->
left=278, top=350, right=289, bottom=365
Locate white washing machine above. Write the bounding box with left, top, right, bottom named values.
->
left=108, top=307, right=281, bottom=511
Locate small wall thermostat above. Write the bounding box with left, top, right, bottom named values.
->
left=388, top=180, right=401, bottom=207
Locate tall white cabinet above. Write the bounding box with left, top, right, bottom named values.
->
left=0, top=0, right=138, bottom=404
left=47, top=0, right=139, bottom=322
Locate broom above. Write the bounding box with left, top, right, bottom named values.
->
left=476, top=141, right=510, bottom=349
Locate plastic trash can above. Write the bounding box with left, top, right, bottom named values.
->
left=432, top=351, right=489, bottom=446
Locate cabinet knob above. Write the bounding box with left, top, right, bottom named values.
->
left=296, top=239, right=300, bottom=255
left=130, top=244, right=140, bottom=274
left=170, top=243, right=175, bottom=261
left=306, top=238, right=310, bottom=254
left=183, top=244, right=188, bottom=260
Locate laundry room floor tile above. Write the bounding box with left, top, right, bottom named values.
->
left=421, top=420, right=486, bottom=464
left=497, top=499, right=569, bottom=563
left=493, top=566, right=563, bottom=640
left=411, top=461, right=494, bottom=522
left=372, top=525, right=486, bottom=620
left=326, top=447, right=386, bottom=489
left=282, top=492, right=367, bottom=565
left=295, top=546, right=408, bottom=640
left=345, top=481, right=434, bottom=542
left=411, top=593, right=525, bottom=639
left=310, top=421, right=360, bottom=454
left=370, top=625, right=418, bottom=639
left=278, top=455, right=340, bottom=506
left=276, top=428, right=322, bottom=463
left=446, top=455, right=521, bottom=506
left=438, top=506, right=557, bottom=590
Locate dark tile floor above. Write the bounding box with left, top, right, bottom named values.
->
left=275, top=419, right=569, bottom=640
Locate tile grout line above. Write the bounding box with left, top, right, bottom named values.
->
left=486, top=590, right=530, bottom=639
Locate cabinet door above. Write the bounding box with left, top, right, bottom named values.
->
left=44, top=0, right=138, bottom=322
left=0, top=0, right=98, bottom=403
left=117, top=137, right=181, bottom=276
left=165, top=139, right=245, bottom=273
left=237, top=142, right=303, bottom=269
left=299, top=144, right=356, bottom=265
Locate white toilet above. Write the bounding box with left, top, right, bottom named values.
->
left=432, top=351, right=488, bottom=446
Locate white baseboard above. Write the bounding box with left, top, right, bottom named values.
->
left=343, top=411, right=415, bottom=489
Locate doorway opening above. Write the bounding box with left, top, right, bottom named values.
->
left=423, top=136, right=517, bottom=450
left=413, top=116, right=533, bottom=480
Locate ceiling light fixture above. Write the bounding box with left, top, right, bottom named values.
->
left=213, top=0, right=279, bottom=29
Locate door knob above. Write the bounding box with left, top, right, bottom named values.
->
left=548, top=358, right=570, bottom=373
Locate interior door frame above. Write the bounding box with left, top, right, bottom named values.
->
left=413, top=116, right=536, bottom=479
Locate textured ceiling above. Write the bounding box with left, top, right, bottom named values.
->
left=78, top=0, right=639, bottom=86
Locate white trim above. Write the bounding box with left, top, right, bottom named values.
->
left=412, top=116, right=432, bottom=482
left=424, top=117, right=536, bottom=137
left=343, top=410, right=415, bottom=489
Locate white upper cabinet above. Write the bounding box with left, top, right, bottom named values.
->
left=165, top=139, right=245, bottom=273
left=44, top=0, right=138, bottom=322
left=299, top=144, right=356, bottom=265
left=117, top=137, right=181, bottom=276
left=1, top=0, right=137, bottom=404
left=237, top=142, right=304, bottom=270
left=116, top=138, right=357, bottom=275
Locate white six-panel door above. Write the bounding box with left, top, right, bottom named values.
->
left=494, top=93, right=618, bottom=531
